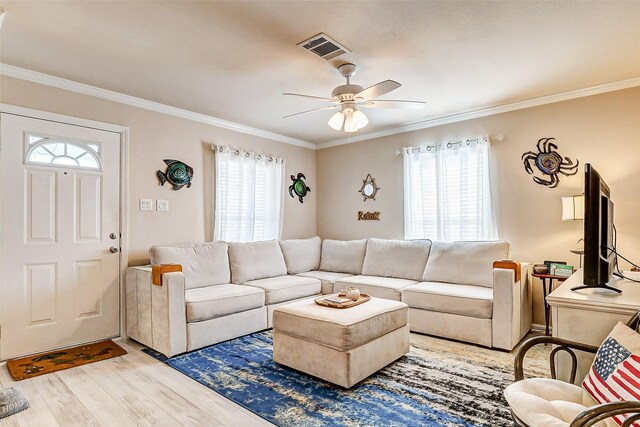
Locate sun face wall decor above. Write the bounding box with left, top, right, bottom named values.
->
left=359, top=174, right=380, bottom=201
left=522, top=138, right=579, bottom=188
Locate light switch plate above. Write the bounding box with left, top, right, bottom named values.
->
left=139, top=198, right=153, bottom=211
left=157, top=200, right=169, bottom=212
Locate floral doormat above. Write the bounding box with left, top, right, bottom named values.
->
left=6, top=339, right=126, bottom=381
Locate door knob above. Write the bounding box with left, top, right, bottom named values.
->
left=109, top=233, right=119, bottom=240
left=109, top=246, right=119, bottom=254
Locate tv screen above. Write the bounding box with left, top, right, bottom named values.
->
left=582, top=163, right=616, bottom=288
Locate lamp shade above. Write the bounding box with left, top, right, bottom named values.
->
left=351, top=110, right=369, bottom=130
left=328, top=111, right=344, bottom=130
left=343, top=112, right=358, bottom=133
left=562, top=194, right=585, bottom=221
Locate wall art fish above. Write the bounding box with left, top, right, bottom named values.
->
left=157, top=159, right=193, bottom=190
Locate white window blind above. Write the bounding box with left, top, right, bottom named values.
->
left=403, top=136, right=497, bottom=241
left=214, top=145, right=285, bottom=242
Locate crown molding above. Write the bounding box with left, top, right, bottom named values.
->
left=0, top=63, right=316, bottom=150
left=316, top=76, right=640, bottom=150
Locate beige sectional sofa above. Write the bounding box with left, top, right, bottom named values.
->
left=126, top=236, right=531, bottom=357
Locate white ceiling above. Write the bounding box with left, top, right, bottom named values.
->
left=2, top=1, right=640, bottom=145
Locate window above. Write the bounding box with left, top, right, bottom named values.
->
left=213, top=145, right=285, bottom=242
left=25, top=134, right=101, bottom=170
left=403, top=136, right=497, bottom=241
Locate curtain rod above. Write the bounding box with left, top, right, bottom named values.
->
left=395, top=135, right=504, bottom=156
left=211, top=144, right=283, bottom=163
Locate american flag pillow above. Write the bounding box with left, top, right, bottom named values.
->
left=583, top=322, right=640, bottom=427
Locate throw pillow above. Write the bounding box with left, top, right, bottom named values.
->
left=582, top=321, right=640, bottom=426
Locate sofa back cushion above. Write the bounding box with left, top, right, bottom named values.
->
left=228, top=240, right=287, bottom=284
left=279, top=236, right=321, bottom=274
left=422, top=240, right=510, bottom=287
left=150, top=242, right=230, bottom=290
left=319, top=239, right=368, bottom=274
left=361, top=238, right=432, bottom=281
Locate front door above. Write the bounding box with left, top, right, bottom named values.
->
left=0, top=113, right=121, bottom=360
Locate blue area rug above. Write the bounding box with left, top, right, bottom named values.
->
left=144, top=331, right=517, bottom=426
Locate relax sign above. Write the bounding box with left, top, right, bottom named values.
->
left=358, top=211, right=380, bottom=221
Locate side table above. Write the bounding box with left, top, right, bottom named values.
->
left=532, top=272, right=568, bottom=335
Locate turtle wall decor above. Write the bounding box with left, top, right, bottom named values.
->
left=157, top=159, right=193, bottom=190
left=289, top=173, right=311, bottom=203
left=521, top=138, right=579, bottom=188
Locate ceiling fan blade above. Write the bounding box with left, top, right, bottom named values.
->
left=361, top=100, right=426, bottom=109
left=282, top=92, right=338, bottom=103
left=282, top=105, right=339, bottom=119
left=354, top=80, right=401, bottom=101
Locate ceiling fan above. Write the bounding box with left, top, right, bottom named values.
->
left=283, top=63, right=426, bottom=133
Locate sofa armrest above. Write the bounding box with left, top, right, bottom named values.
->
left=125, top=266, right=187, bottom=357
left=492, top=263, right=532, bottom=350
left=151, top=271, right=187, bottom=357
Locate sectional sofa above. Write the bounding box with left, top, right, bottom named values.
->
left=126, top=237, right=531, bottom=357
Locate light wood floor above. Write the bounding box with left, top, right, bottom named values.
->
left=0, top=340, right=274, bottom=427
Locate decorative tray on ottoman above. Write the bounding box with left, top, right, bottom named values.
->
left=315, top=294, right=371, bottom=309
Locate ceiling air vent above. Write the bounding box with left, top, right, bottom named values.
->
left=298, top=33, right=350, bottom=60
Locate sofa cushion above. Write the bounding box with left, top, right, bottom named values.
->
left=504, top=378, right=610, bottom=427
left=319, top=239, right=367, bottom=274
left=279, top=236, right=321, bottom=274
left=361, top=238, right=432, bottom=281
left=242, top=275, right=321, bottom=305
left=296, top=271, right=355, bottom=294
left=228, top=240, right=287, bottom=284
left=422, top=240, right=510, bottom=288
left=402, top=282, right=493, bottom=319
left=184, top=284, right=265, bottom=322
left=150, top=242, right=230, bottom=290
left=334, top=275, right=418, bottom=301
left=273, top=297, right=408, bottom=351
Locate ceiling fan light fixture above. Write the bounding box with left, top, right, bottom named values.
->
left=352, top=109, right=369, bottom=130
left=343, top=111, right=358, bottom=133
left=328, top=111, right=345, bottom=130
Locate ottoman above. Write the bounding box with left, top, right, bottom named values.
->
left=272, top=296, right=409, bottom=388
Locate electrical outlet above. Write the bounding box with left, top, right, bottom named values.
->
left=139, top=198, right=153, bottom=211
left=157, top=200, right=169, bottom=212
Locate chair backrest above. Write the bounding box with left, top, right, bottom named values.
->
left=626, top=309, right=640, bottom=332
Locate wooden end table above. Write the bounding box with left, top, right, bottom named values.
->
left=532, top=272, right=569, bottom=336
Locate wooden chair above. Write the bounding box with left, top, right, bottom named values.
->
left=506, top=311, right=640, bottom=427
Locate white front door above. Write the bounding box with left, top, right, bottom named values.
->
left=0, top=113, right=121, bottom=360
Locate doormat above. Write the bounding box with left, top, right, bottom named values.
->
left=0, top=387, right=30, bottom=419
left=6, top=339, right=127, bottom=381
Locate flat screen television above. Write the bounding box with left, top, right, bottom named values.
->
left=573, top=163, right=619, bottom=292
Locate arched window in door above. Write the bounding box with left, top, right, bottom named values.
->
left=25, top=134, right=102, bottom=170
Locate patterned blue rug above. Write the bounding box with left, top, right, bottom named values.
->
left=144, top=331, right=519, bottom=427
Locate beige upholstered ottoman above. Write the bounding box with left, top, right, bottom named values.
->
left=272, top=296, right=410, bottom=388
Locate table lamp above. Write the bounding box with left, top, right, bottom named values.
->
left=562, top=194, right=585, bottom=267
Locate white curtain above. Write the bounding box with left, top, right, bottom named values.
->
left=403, top=136, right=497, bottom=241
left=214, top=145, right=285, bottom=242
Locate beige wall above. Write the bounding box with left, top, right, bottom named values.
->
left=0, top=76, right=317, bottom=265
left=3, top=74, right=639, bottom=326
left=317, top=87, right=640, bottom=325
